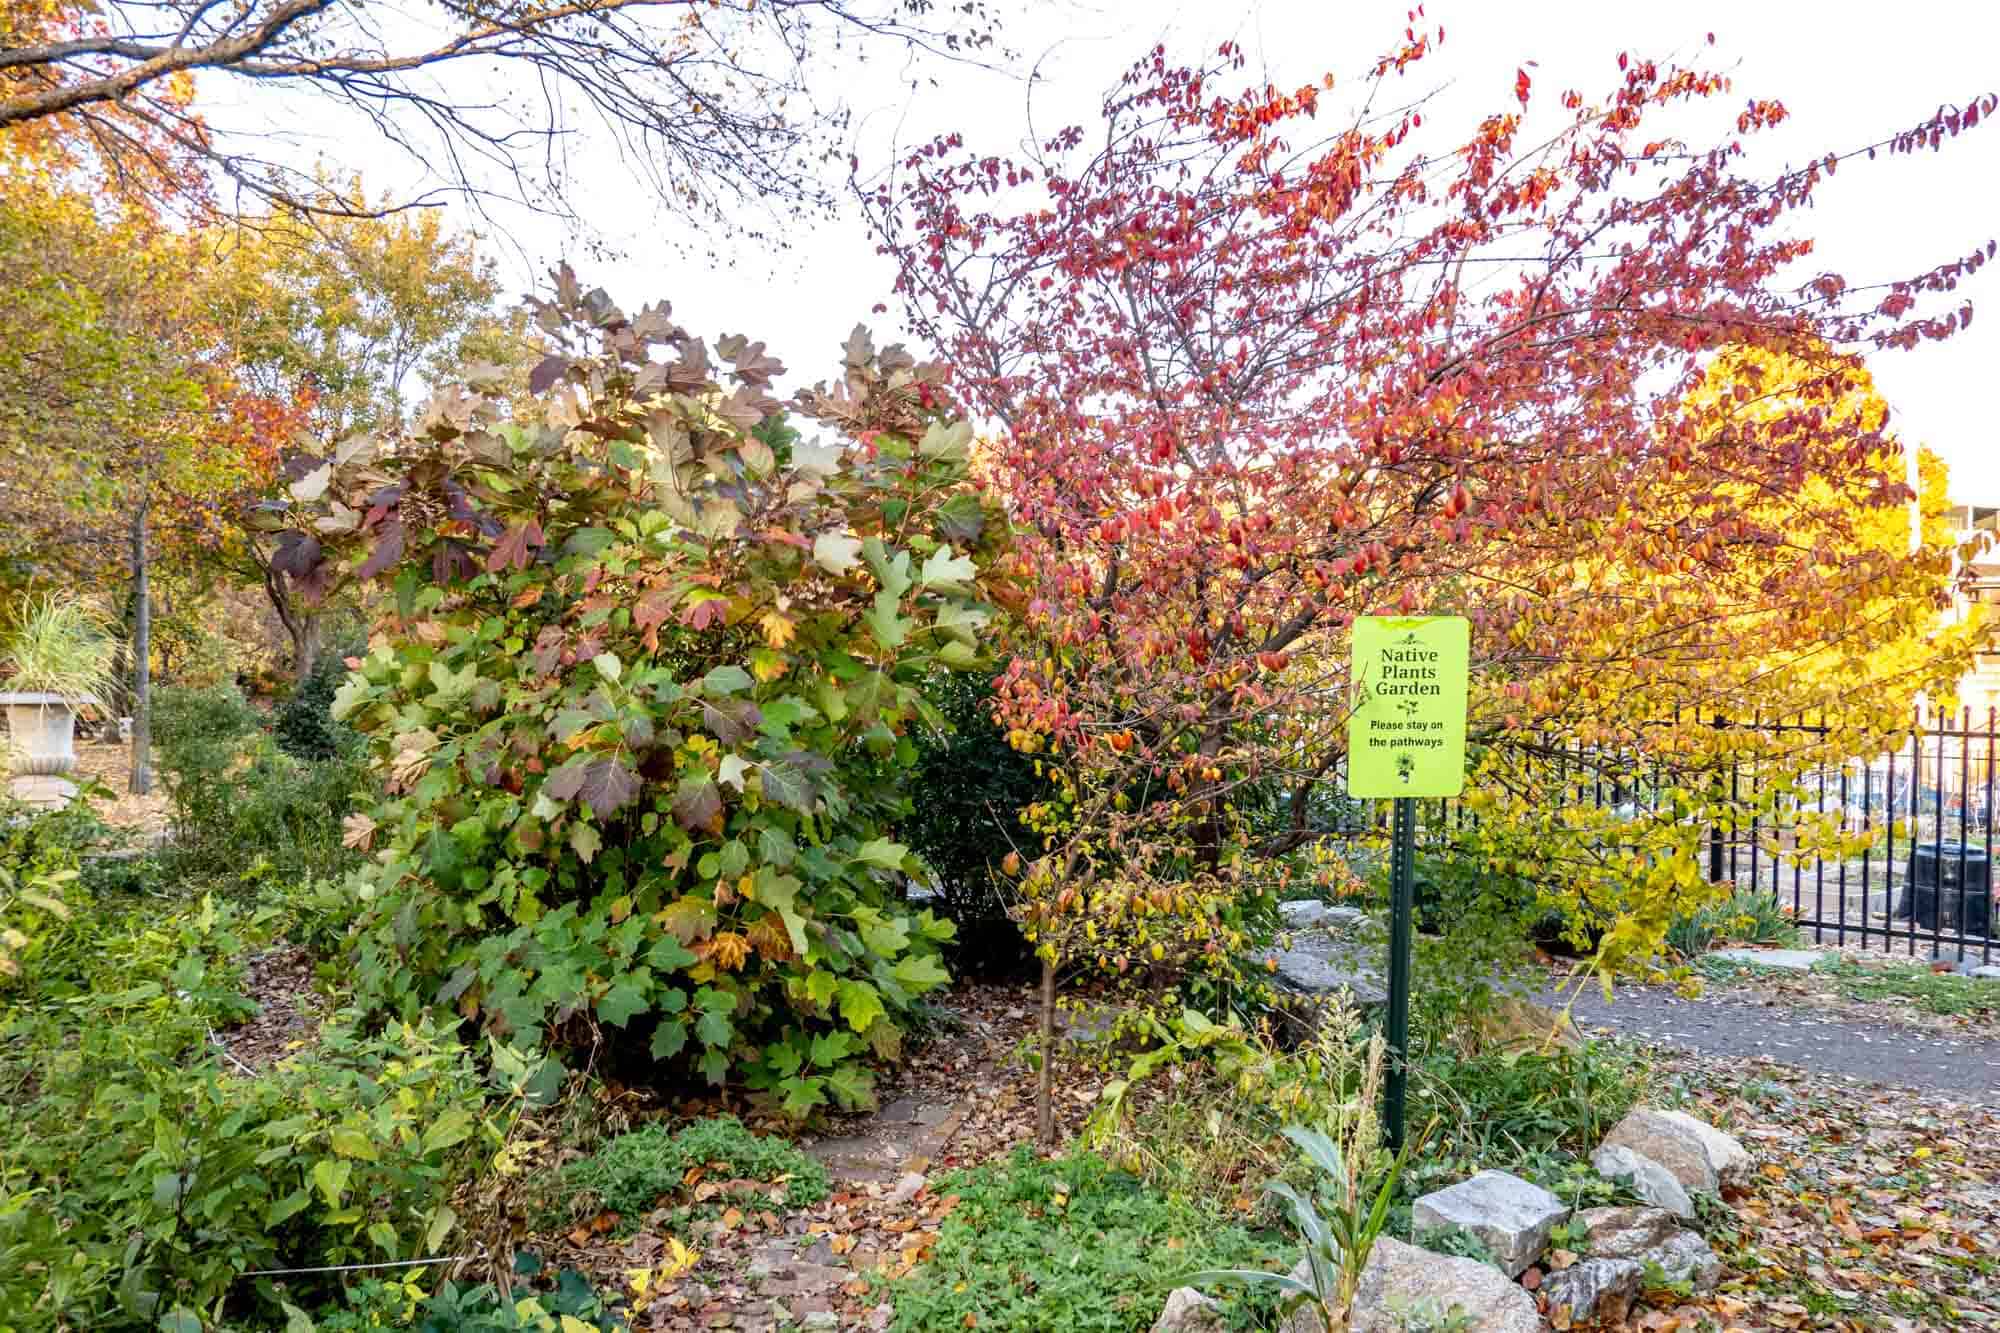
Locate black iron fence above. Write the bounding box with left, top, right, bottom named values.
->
left=1702, top=707, right=1995, bottom=964
left=1332, top=707, right=1998, bottom=964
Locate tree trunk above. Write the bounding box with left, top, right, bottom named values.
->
left=292, top=612, right=325, bottom=680
left=262, top=553, right=324, bottom=678
left=1036, top=953, right=1056, bottom=1147
left=129, top=502, right=152, bottom=796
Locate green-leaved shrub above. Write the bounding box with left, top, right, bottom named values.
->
left=901, top=672, right=1043, bottom=969
left=153, top=683, right=371, bottom=888
left=273, top=637, right=368, bottom=762
left=0, top=890, right=507, bottom=1329
left=293, top=275, right=1011, bottom=1115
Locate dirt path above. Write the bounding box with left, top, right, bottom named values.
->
left=559, top=988, right=1054, bottom=1332
left=1557, top=982, right=2000, bottom=1104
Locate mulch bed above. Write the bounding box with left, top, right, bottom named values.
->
left=214, top=946, right=324, bottom=1074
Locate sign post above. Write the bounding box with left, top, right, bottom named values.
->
left=1345, top=615, right=1470, bottom=1149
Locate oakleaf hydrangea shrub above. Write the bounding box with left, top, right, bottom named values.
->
left=296, top=270, right=1010, bottom=1116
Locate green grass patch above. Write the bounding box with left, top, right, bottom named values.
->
left=560, top=1116, right=829, bottom=1219
left=883, top=1148, right=1282, bottom=1332
left=1818, top=958, right=2000, bottom=1017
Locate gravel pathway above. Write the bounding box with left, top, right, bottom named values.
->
left=1559, top=982, right=2000, bottom=1104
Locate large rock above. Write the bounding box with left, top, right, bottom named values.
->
left=1278, top=900, right=1369, bottom=930
left=1592, top=1144, right=1694, bottom=1219
left=1258, top=927, right=1385, bottom=1005
left=1573, top=1205, right=1679, bottom=1256
left=1351, top=1238, right=1540, bottom=1333
left=1150, top=1287, right=1225, bottom=1333
left=1276, top=1240, right=1541, bottom=1333
left=1646, top=1231, right=1724, bottom=1291
left=1598, top=1107, right=1750, bottom=1194
left=1541, top=1257, right=1643, bottom=1325
left=1410, top=1170, right=1567, bottom=1278
left=1574, top=1205, right=1723, bottom=1293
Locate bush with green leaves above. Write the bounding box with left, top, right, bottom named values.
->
left=900, top=672, right=1044, bottom=967
left=883, top=1148, right=1280, bottom=1332
left=0, top=800, right=96, bottom=984
left=1666, top=887, right=1798, bottom=959
left=0, top=889, right=512, bottom=1330
left=309, top=1255, right=623, bottom=1333
left=1398, top=1038, right=1639, bottom=1211
left=153, top=682, right=372, bottom=888
left=283, top=275, right=1011, bottom=1115
left=562, top=1114, right=828, bottom=1219
left=274, top=636, right=369, bottom=762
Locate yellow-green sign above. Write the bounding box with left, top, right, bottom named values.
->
left=1346, top=615, right=1470, bottom=798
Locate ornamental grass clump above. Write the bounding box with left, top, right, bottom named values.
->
left=2, top=593, right=118, bottom=710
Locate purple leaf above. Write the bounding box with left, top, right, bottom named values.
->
left=356, top=519, right=405, bottom=581
left=270, top=530, right=321, bottom=577
left=528, top=354, right=570, bottom=394
left=672, top=778, right=723, bottom=832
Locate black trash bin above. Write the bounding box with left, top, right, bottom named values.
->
left=1897, top=842, right=1994, bottom=939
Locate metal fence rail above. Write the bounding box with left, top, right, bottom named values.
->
left=1330, top=707, right=1998, bottom=964
left=1706, top=707, right=1995, bottom=964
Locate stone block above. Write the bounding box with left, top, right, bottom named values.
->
left=1650, top=1230, right=1724, bottom=1291
left=1149, top=1287, right=1225, bottom=1333
left=1349, top=1238, right=1540, bottom=1333
left=1541, top=1257, right=1643, bottom=1326
left=1573, top=1205, right=1680, bottom=1256
left=1574, top=1204, right=1722, bottom=1293
left=1410, top=1170, right=1566, bottom=1277
left=1598, top=1106, right=1750, bottom=1193
left=1592, top=1144, right=1694, bottom=1219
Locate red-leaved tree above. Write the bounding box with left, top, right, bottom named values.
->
left=863, top=31, right=1993, bottom=1138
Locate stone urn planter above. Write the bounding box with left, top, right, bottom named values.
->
left=2, top=691, right=89, bottom=807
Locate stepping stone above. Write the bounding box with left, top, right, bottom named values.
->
left=1708, top=947, right=1825, bottom=971
left=1278, top=900, right=1369, bottom=930
left=1258, top=934, right=1386, bottom=1005
left=804, top=1098, right=966, bottom=1184
left=1410, top=1170, right=1566, bottom=1277
left=803, top=1133, right=905, bottom=1185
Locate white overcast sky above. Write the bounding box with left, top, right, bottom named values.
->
left=224, top=0, right=2000, bottom=498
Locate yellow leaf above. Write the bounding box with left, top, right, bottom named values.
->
left=760, top=609, right=796, bottom=649
left=663, top=1236, right=701, bottom=1277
